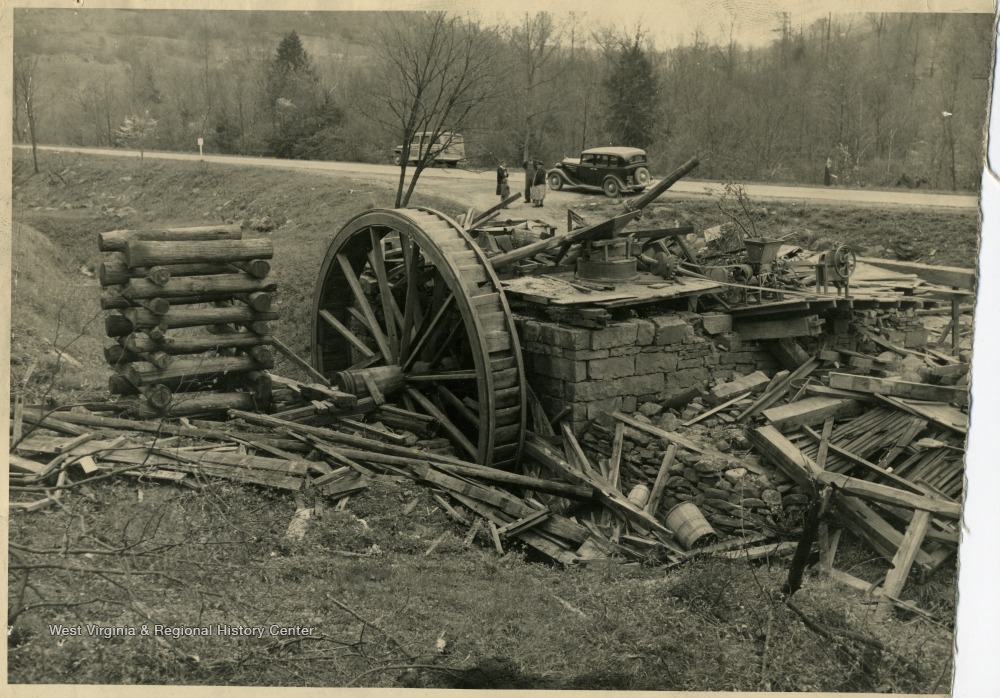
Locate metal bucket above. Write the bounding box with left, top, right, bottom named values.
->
left=743, top=238, right=784, bottom=266
left=665, top=502, right=717, bottom=550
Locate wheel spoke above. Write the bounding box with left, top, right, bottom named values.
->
left=399, top=235, right=423, bottom=363
left=367, top=227, right=402, bottom=357
left=402, top=293, right=455, bottom=372
left=429, top=321, right=464, bottom=370
left=349, top=353, right=383, bottom=370
left=436, top=385, right=480, bottom=427
left=406, top=387, right=478, bottom=459
left=336, top=253, right=393, bottom=361
left=319, top=309, right=374, bottom=358
left=406, top=370, right=477, bottom=382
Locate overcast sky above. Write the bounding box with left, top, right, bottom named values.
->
left=12, top=0, right=997, bottom=49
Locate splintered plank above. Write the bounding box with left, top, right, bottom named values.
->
left=761, top=397, right=864, bottom=430
left=828, top=373, right=968, bottom=407
left=834, top=496, right=934, bottom=570
left=875, top=510, right=931, bottom=619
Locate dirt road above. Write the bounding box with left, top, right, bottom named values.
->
left=21, top=144, right=980, bottom=215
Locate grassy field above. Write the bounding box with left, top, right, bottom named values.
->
left=8, top=152, right=963, bottom=690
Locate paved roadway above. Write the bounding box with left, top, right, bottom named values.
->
left=17, top=144, right=980, bottom=212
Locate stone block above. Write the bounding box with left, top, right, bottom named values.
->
left=591, top=321, right=638, bottom=350
left=635, top=352, right=679, bottom=375
left=708, top=370, right=771, bottom=405
left=678, top=358, right=704, bottom=369
left=609, top=346, right=641, bottom=357
left=638, top=401, right=663, bottom=418
left=523, top=341, right=563, bottom=357
left=518, top=320, right=541, bottom=343
left=904, top=328, right=929, bottom=348
left=563, top=348, right=610, bottom=361
left=716, top=332, right=742, bottom=352
left=529, top=354, right=587, bottom=383
left=760, top=489, right=783, bottom=509
left=588, top=356, right=635, bottom=380
left=621, top=395, right=637, bottom=413
left=625, top=373, right=665, bottom=395
left=538, top=323, right=590, bottom=350
left=652, top=315, right=691, bottom=345
left=665, top=367, right=709, bottom=390
left=635, top=319, right=655, bottom=345
left=585, top=397, right=623, bottom=421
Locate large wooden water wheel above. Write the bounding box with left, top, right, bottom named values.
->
left=311, top=208, right=527, bottom=470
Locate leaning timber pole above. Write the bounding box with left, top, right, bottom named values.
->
left=489, top=155, right=700, bottom=269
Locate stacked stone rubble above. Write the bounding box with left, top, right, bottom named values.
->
left=581, top=412, right=811, bottom=535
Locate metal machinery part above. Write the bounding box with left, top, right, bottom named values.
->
left=576, top=238, right=641, bottom=283
left=830, top=244, right=857, bottom=279
left=312, top=208, right=527, bottom=470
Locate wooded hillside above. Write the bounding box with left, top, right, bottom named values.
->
left=12, top=9, right=994, bottom=190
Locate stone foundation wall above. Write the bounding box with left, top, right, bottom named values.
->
left=517, top=312, right=781, bottom=430
left=517, top=306, right=928, bottom=431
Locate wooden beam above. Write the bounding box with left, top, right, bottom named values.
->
left=734, top=315, right=824, bottom=341
left=748, top=425, right=824, bottom=488
left=857, top=257, right=976, bottom=291
left=761, top=397, right=864, bottom=430
left=875, top=510, right=931, bottom=619
left=828, top=372, right=968, bottom=407
left=834, top=496, right=934, bottom=570
left=815, top=471, right=960, bottom=519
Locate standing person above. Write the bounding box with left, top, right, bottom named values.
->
left=531, top=161, right=547, bottom=207
left=522, top=161, right=532, bottom=203
left=499, top=170, right=510, bottom=200
left=496, top=162, right=508, bottom=197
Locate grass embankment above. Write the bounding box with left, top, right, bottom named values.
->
left=9, top=151, right=959, bottom=690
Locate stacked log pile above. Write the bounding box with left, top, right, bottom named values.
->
left=97, top=226, right=278, bottom=418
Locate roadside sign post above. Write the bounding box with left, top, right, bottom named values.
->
left=197, top=137, right=204, bottom=159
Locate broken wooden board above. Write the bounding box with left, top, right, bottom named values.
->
left=501, top=273, right=722, bottom=308
left=828, top=373, right=968, bottom=407
left=835, top=496, right=935, bottom=571
left=761, top=396, right=864, bottom=430
left=875, top=395, right=968, bottom=434
left=814, top=470, right=961, bottom=519
left=748, top=425, right=825, bottom=488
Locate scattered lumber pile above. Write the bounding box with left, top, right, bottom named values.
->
left=743, top=345, right=966, bottom=617
left=9, top=312, right=970, bottom=596
left=97, top=225, right=278, bottom=418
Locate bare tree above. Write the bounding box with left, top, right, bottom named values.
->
left=364, top=12, right=505, bottom=207
left=509, top=12, right=563, bottom=162
left=13, top=52, right=41, bottom=174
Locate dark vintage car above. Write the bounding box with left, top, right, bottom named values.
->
left=546, top=147, right=651, bottom=197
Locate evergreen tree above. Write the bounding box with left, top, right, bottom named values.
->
left=601, top=33, right=659, bottom=150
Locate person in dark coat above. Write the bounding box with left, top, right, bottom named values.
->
left=531, top=161, right=547, bottom=207
left=496, top=162, right=508, bottom=196
left=522, top=161, right=532, bottom=203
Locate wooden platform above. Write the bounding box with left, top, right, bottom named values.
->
left=501, top=272, right=724, bottom=308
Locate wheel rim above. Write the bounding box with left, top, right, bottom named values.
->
left=635, top=167, right=650, bottom=185
left=833, top=245, right=857, bottom=279
left=312, top=208, right=527, bottom=469
left=604, top=179, right=619, bottom=196
left=548, top=173, right=562, bottom=190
